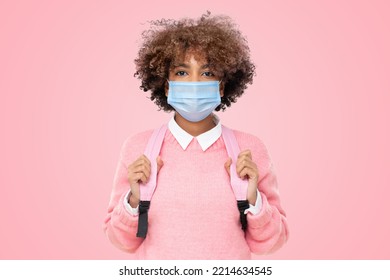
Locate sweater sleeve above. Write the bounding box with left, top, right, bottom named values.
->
left=245, top=163, right=289, bottom=254
left=103, top=133, right=150, bottom=253
left=236, top=132, right=289, bottom=254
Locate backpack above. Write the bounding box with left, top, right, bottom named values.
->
left=136, top=124, right=249, bottom=238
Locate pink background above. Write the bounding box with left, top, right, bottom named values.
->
left=1, top=0, right=389, bottom=259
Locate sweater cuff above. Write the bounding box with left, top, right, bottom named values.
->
left=114, top=191, right=140, bottom=227
left=245, top=189, right=262, bottom=215
left=246, top=192, right=273, bottom=228
left=123, top=189, right=139, bottom=216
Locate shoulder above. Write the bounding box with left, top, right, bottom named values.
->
left=228, top=127, right=273, bottom=170
left=230, top=128, right=269, bottom=154
left=123, top=129, right=155, bottom=147
left=118, top=129, right=155, bottom=164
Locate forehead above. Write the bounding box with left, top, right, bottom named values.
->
left=172, top=48, right=208, bottom=66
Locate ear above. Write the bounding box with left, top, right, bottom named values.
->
left=219, top=81, right=224, bottom=97
left=165, top=80, right=169, bottom=97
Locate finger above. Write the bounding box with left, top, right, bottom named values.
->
left=140, top=154, right=151, bottom=165
left=236, top=156, right=258, bottom=174
left=156, top=156, right=164, bottom=173
left=131, top=158, right=151, bottom=175
left=136, top=155, right=151, bottom=168
left=132, top=164, right=151, bottom=179
left=131, top=155, right=151, bottom=168
left=224, top=157, right=232, bottom=175
left=238, top=150, right=252, bottom=160
left=238, top=166, right=258, bottom=180
left=128, top=166, right=150, bottom=184
left=238, top=166, right=249, bottom=179
left=129, top=172, right=143, bottom=186
left=134, top=171, right=148, bottom=184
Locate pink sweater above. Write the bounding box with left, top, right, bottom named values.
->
left=103, top=128, right=288, bottom=259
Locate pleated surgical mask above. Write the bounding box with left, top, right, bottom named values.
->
left=167, top=81, right=221, bottom=122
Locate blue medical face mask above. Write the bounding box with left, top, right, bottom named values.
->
left=167, top=81, right=222, bottom=122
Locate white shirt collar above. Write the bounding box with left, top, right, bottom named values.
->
left=168, top=114, right=222, bottom=151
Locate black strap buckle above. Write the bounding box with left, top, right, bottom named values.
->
left=237, top=200, right=249, bottom=231
left=136, top=201, right=151, bottom=238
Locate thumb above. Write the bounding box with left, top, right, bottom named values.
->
left=224, top=157, right=232, bottom=176
left=156, top=156, right=164, bottom=173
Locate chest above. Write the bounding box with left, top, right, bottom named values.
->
left=150, top=144, right=238, bottom=213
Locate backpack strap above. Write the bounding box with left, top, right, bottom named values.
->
left=136, top=123, right=249, bottom=237
left=221, top=125, right=250, bottom=231
left=136, top=124, right=168, bottom=238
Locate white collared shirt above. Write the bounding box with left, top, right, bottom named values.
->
left=168, top=114, right=222, bottom=151
left=124, top=114, right=262, bottom=215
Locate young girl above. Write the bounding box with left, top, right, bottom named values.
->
left=103, top=12, right=288, bottom=259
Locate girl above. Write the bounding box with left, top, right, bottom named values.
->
left=103, top=12, right=288, bottom=259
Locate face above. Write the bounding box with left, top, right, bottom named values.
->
left=165, top=51, right=224, bottom=97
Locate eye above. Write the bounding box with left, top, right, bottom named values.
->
left=202, top=71, right=214, bottom=77
left=175, top=71, right=188, bottom=76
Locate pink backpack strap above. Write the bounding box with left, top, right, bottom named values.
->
left=137, top=124, right=167, bottom=238
left=222, top=125, right=248, bottom=200
left=137, top=124, right=249, bottom=237
left=140, top=124, right=168, bottom=201
left=222, top=125, right=250, bottom=230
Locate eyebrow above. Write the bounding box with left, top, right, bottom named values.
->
left=172, top=63, right=210, bottom=69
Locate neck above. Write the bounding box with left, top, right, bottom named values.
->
left=174, top=113, right=216, bottom=137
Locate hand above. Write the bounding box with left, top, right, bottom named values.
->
left=224, top=150, right=259, bottom=205
left=127, top=155, right=164, bottom=208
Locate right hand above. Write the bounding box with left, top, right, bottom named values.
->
left=127, top=155, right=164, bottom=208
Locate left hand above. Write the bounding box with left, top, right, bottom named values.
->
left=224, top=149, right=259, bottom=205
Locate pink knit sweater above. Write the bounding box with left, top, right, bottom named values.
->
left=103, top=128, right=288, bottom=259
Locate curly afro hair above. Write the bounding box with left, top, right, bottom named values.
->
left=134, top=12, right=256, bottom=112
